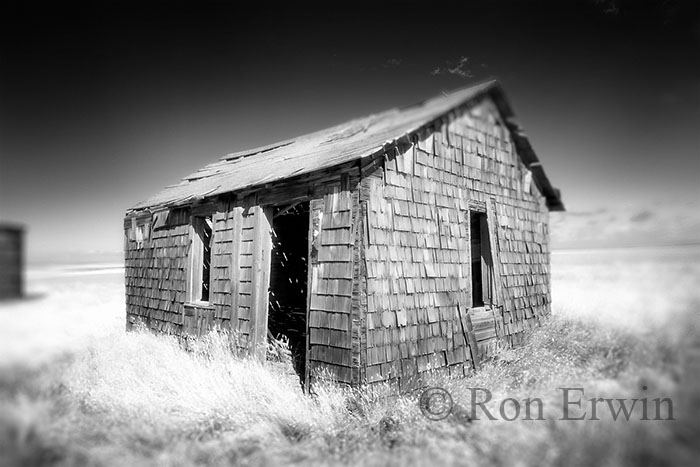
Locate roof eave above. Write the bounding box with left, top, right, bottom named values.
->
left=487, top=85, right=565, bottom=212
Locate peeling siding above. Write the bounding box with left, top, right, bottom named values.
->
left=361, top=97, right=551, bottom=387
left=307, top=181, right=357, bottom=384
left=125, top=174, right=361, bottom=384
left=125, top=208, right=189, bottom=334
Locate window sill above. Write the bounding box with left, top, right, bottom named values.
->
left=184, top=302, right=215, bottom=316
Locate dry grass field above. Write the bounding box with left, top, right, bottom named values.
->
left=0, top=246, right=698, bottom=466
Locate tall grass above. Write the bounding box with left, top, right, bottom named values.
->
left=1, top=249, right=698, bottom=466
left=1, top=306, right=697, bottom=467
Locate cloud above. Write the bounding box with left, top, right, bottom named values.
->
left=630, top=210, right=653, bottom=223
left=383, top=58, right=402, bottom=68
left=430, top=56, right=475, bottom=78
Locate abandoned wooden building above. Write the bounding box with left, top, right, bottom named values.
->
left=0, top=222, right=24, bottom=300
left=124, top=80, right=564, bottom=389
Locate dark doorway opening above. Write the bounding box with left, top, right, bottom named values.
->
left=268, top=201, right=310, bottom=383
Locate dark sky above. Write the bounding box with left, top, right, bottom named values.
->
left=1, top=0, right=698, bottom=261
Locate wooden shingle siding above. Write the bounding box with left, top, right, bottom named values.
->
left=210, top=201, right=235, bottom=324
left=208, top=200, right=263, bottom=349
left=361, top=97, right=550, bottom=387
left=124, top=208, right=190, bottom=334
left=307, top=180, right=356, bottom=385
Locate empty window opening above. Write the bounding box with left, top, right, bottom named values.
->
left=268, top=201, right=310, bottom=383
left=189, top=216, right=212, bottom=303
left=470, top=211, right=493, bottom=307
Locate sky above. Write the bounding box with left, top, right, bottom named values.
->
left=1, top=0, right=698, bottom=263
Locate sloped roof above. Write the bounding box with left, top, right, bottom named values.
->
left=130, top=80, right=563, bottom=211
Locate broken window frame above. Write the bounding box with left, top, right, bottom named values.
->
left=188, top=215, right=213, bottom=304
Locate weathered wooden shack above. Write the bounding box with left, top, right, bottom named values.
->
left=124, top=80, right=564, bottom=390
left=0, top=222, right=24, bottom=300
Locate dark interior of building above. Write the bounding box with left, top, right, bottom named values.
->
left=268, top=202, right=310, bottom=382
